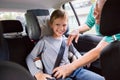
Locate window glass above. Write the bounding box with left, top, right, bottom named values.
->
left=0, top=12, right=25, bottom=24
left=64, top=2, right=79, bottom=33
left=0, top=12, right=26, bottom=34
left=64, top=0, right=96, bottom=34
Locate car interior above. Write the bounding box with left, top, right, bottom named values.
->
left=0, top=0, right=119, bottom=80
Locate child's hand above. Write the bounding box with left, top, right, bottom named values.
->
left=35, top=72, right=53, bottom=80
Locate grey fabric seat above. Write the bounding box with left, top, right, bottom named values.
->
left=25, top=9, right=69, bottom=44
left=25, top=9, right=51, bottom=43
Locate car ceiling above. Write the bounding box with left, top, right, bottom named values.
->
left=0, top=0, right=73, bottom=12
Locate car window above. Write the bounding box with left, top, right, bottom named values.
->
left=0, top=12, right=26, bottom=35
left=0, top=12, right=25, bottom=24
left=64, top=0, right=96, bottom=34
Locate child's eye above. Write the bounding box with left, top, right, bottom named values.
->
left=63, top=24, right=67, bottom=27
left=63, top=24, right=67, bottom=28
left=56, top=24, right=60, bottom=26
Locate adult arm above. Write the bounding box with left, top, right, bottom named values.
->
left=53, top=39, right=108, bottom=79
left=67, top=24, right=90, bottom=46
left=67, top=4, right=95, bottom=46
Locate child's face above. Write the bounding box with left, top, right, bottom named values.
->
left=50, top=17, right=68, bottom=38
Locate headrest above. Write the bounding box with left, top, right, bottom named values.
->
left=0, top=20, right=23, bottom=33
left=0, top=61, right=35, bottom=80
left=27, top=9, right=49, bottom=16
left=37, top=16, right=53, bottom=38
left=25, top=9, right=69, bottom=42
left=100, top=0, right=120, bottom=36
left=25, top=9, right=53, bottom=41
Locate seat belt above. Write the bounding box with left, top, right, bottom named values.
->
left=34, top=40, right=66, bottom=70
left=51, top=40, right=66, bottom=78
left=53, top=40, right=66, bottom=69
left=52, top=40, right=73, bottom=80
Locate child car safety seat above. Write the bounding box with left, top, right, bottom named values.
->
left=100, top=0, right=120, bottom=80
left=25, top=9, right=52, bottom=43
left=25, top=9, right=69, bottom=44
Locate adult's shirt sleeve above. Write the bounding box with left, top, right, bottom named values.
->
left=103, top=33, right=120, bottom=43
left=85, top=4, right=95, bottom=28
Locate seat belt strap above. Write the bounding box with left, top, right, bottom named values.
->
left=53, top=40, right=66, bottom=69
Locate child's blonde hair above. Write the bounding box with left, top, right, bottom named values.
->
left=50, top=9, right=68, bottom=24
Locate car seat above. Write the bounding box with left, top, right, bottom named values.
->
left=0, top=20, right=34, bottom=69
left=100, top=0, right=120, bottom=80
left=0, top=24, right=9, bottom=60
left=0, top=61, right=35, bottom=80
left=25, top=9, right=52, bottom=43
left=25, top=9, right=69, bottom=44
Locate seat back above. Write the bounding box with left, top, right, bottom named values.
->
left=0, top=61, right=35, bottom=80
left=100, top=41, right=120, bottom=80
left=0, top=24, right=9, bottom=60
left=100, top=0, right=120, bottom=79
left=0, top=20, right=34, bottom=68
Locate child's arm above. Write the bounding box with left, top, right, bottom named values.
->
left=26, top=39, right=45, bottom=76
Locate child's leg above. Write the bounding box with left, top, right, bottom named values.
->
left=70, top=68, right=105, bottom=80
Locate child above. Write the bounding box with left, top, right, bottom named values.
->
left=26, top=9, right=104, bottom=80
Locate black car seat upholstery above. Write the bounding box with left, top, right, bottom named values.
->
left=0, top=20, right=34, bottom=68
left=0, top=24, right=9, bottom=60
left=100, top=0, right=120, bottom=80
left=0, top=61, right=35, bottom=80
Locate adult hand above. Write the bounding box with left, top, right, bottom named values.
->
left=67, top=29, right=80, bottom=46
left=52, top=63, right=75, bottom=79
left=35, top=72, right=53, bottom=80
